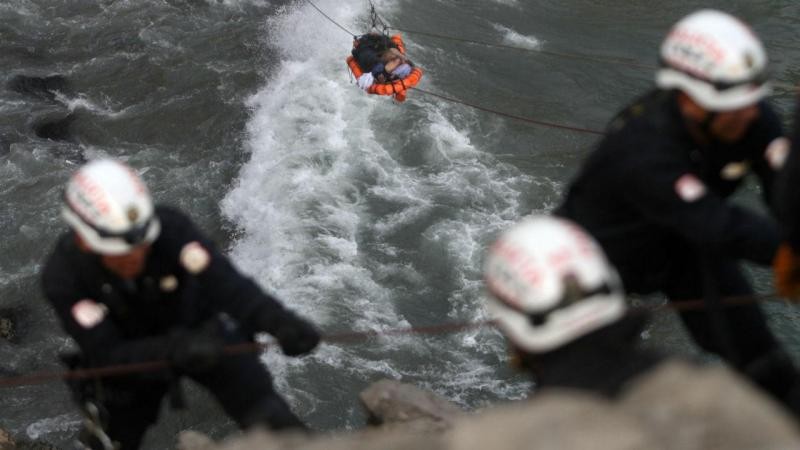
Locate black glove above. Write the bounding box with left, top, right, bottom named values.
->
left=774, top=243, right=800, bottom=300
left=169, top=321, right=225, bottom=374
left=272, top=313, right=321, bottom=357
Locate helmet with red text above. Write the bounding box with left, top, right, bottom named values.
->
left=62, top=159, right=160, bottom=255
left=484, top=216, right=626, bottom=353
left=656, top=9, right=770, bottom=111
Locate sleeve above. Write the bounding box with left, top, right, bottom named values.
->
left=164, top=211, right=293, bottom=337
left=748, top=102, right=786, bottom=209
left=621, top=140, right=781, bottom=265
left=775, top=99, right=800, bottom=250
left=41, top=250, right=175, bottom=377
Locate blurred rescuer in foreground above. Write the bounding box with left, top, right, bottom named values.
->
left=483, top=216, right=800, bottom=446
left=41, top=159, right=320, bottom=449
left=483, top=216, right=664, bottom=396
left=555, top=9, right=800, bottom=413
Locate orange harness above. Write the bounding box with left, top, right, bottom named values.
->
left=347, top=34, right=423, bottom=102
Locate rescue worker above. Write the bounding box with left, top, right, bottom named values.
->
left=555, top=9, right=800, bottom=413
left=484, top=216, right=665, bottom=395
left=483, top=216, right=800, bottom=446
left=41, top=159, right=321, bottom=449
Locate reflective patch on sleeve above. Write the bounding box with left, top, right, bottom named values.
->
left=720, top=161, right=749, bottom=180
left=160, top=275, right=179, bottom=292
left=71, top=299, right=108, bottom=329
left=674, top=174, right=707, bottom=202
left=765, top=137, right=790, bottom=170
left=180, top=241, right=211, bottom=274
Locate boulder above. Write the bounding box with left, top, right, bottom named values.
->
left=153, top=362, right=800, bottom=450
left=212, top=428, right=444, bottom=450
left=359, top=380, right=463, bottom=432
left=621, top=360, right=800, bottom=450
left=0, top=428, right=15, bottom=450
left=178, top=430, right=215, bottom=450
left=447, top=392, right=660, bottom=450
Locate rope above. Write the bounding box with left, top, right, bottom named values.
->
left=2, top=1, right=788, bottom=390
left=412, top=87, right=605, bottom=135
left=368, top=0, right=390, bottom=35
left=0, top=292, right=789, bottom=389
left=384, top=27, right=797, bottom=94
left=305, top=1, right=796, bottom=133
left=390, top=27, right=656, bottom=71
left=0, top=321, right=494, bottom=388
left=304, top=0, right=356, bottom=37
left=301, top=0, right=610, bottom=135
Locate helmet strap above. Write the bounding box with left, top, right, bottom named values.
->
left=676, top=91, right=718, bottom=144
left=700, top=111, right=717, bottom=137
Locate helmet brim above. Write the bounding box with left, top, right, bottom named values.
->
left=656, top=69, right=771, bottom=112
left=487, top=292, right=626, bottom=353
left=63, top=207, right=161, bottom=255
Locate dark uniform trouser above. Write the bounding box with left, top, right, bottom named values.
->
left=93, top=351, right=303, bottom=450
left=620, top=241, right=800, bottom=415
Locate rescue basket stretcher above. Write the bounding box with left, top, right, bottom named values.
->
left=347, top=34, right=423, bottom=102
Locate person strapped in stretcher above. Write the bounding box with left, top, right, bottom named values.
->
left=347, top=32, right=423, bottom=102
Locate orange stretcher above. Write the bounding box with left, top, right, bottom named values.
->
left=347, top=34, right=423, bottom=102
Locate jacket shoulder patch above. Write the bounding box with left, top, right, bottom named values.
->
left=674, top=174, right=707, bottom=202
left=71, top=299, right=108, bottom=329
left=720, top=161, right=749, bottom=180
left=180, top=241, right=211, bottom=274
left=765, top=137, right=790, bottom=170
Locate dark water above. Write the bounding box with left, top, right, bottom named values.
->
left=1, top=0, right=799, bottom=448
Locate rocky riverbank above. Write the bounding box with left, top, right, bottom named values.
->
left=178, top=360, right=800, bottom=450
left=4, top=360, right=799, bottom=450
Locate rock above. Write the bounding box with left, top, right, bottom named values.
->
left=0, top=428, right=15, bottom=450
left=33, top=114, right=77, bottom=142
left=0, top=317, right=14, bottom=340
left=13, top=441, right=60, bottom=450
left=178, top=430, right=215, bottom=450
left=621, top=360, right=800, bottom=450
left=213, top=427, right=444, bottom=450
left=447, top=391, right=660, bottom=450
left=359, top=379, right=463, bottom=432
left=7, top=75, right=69, bottom=102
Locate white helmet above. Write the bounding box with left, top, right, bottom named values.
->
left=483, top=216, right=626, bottom=353
left=656, top=9, right=770, bottom=111
left=62, top=159, right=160, bottom=255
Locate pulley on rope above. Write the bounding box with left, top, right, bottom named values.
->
left=368, top=1, right=390, bottom=36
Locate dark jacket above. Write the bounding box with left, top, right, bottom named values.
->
left=352, top=33, right=396, bottom=74
left=41, top=206, right=291, bottom=374
left=556, top=90, right=783, bottom=287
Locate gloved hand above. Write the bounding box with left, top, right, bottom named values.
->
left=169, top=321, right=225, bottom=374
left=774, top=242, right=800, bottom=299
left=357, top=73, right=374, bottom=91
left=272, top=313, right=321, bottom=357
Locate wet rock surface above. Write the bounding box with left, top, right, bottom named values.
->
left=182, top=363, right=800, bottom=450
